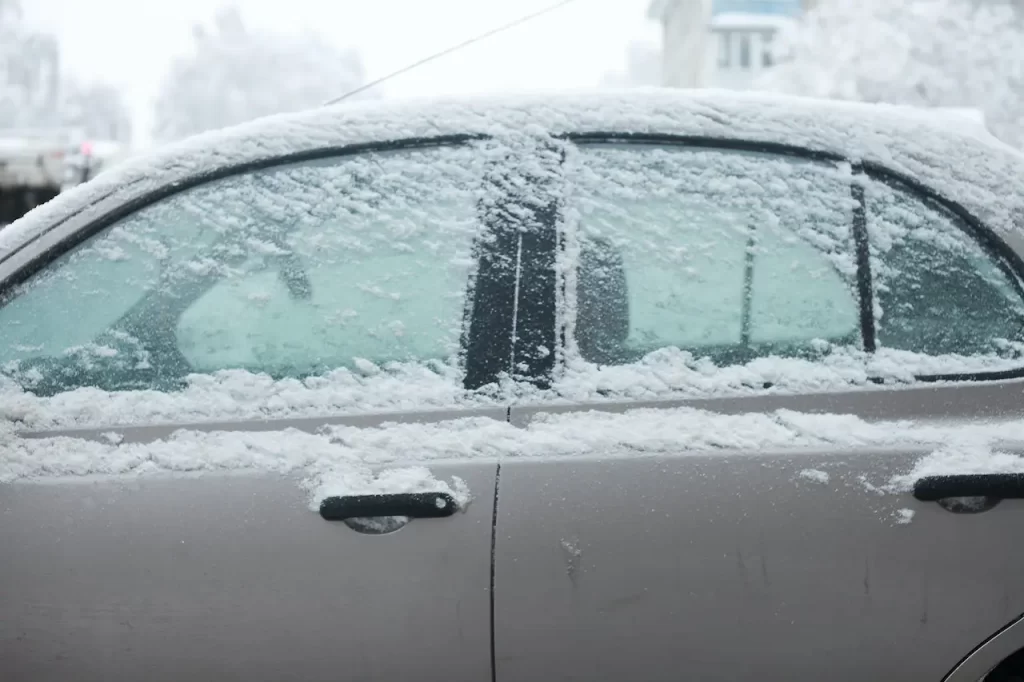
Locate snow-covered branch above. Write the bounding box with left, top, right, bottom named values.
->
left=761, top=0, right=1024, bottom=147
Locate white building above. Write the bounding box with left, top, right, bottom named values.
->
left=648, top=0, right=811, bottom=90
left=647, top=0, right=711, bottom=89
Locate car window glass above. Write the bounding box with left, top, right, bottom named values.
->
left=565, top=143, right=860, bottom=369
left=0, top=144, right=489, bottom=395
left=866, top=178, right=1024, bottom=357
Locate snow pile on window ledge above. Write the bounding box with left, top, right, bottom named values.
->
left=6, top=88, right=1024, bottom=268
left=526, top=347, right=1023, bottom=404
left=888, top=443, right=1024, bottom=491
left=2, top=346, right=1021, bottom=431
left=5, top=404, right=1024, bottom=506
left=0, top=363, right=505, bottom=430
left=799, top=468, right=831, bottom=484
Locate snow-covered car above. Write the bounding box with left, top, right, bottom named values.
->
left=0, top=127, right=70, bottom=224
left=4, top=90, right=1024, bottom=682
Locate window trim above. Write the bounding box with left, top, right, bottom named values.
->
left=850, top=164, right=876, bottom=352
left=557, top=132, right=1024, bottom=386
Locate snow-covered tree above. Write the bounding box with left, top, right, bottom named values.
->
left=760, top=0, right=1024, bottom=147
left=0, top=0, right=61, bottom=129
left=153, top=5, right=369, bottom=143
left=60, top=81, right=132, bottom=143
left=602, top=41, right=662, bottom=88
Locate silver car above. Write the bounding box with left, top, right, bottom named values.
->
left=4, top=91, right=1024, bottom=682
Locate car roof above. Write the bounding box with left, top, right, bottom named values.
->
left=4, top=87, right=1024, bottom=263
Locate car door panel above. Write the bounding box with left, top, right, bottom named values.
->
left=495, top=391, right=1024, bottom=681
left=1, top=455, right=497, bottom=682
left=0, top=133, right=560, bottom=681
left=488, top=134, right=1024, bottom=681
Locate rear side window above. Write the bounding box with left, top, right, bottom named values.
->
left=866, top=177, right=1024, bottom=358
left=564, top=143, right=861, bottom=368
left=0, top=144, right=496, bottom=395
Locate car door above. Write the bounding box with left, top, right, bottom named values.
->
left=493, top=138, right=1024, bottom=682
left=0, top=138, right=533, bottom=682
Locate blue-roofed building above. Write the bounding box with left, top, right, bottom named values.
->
left=648, top=0, right=815, bottom=90
left=711, top=0, right=801, bottom=16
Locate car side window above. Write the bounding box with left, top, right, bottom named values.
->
left=866, top=176, right=1024, bottom=358
left=0, top=144, right=490, bottom=395
left=565, top=143, right=861, bottom=368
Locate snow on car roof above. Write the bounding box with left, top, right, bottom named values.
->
left=4, top=87, right=1023, bottom=261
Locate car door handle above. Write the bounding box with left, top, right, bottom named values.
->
left=913, top=474, right=1024, bottom=501
left=319, top=492, right=458, bottom=521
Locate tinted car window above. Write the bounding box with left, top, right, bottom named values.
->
left=0, top=144, right=490, bottom=394
left=866, top=177, right=1024, bottom=357
left=566, top=143, right=860, bottom=367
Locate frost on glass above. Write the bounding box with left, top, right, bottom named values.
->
left=562, top=143, right=860, bottom=374
left=0, top=144, right=491, bottom=396
left=866, top=178, right=1024, bottom=360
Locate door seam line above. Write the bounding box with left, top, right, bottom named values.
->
left=489, top=461, right=502, bottom=682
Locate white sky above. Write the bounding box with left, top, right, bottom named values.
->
left=22, top=0, right=660, bottom=145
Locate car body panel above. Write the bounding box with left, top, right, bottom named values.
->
left=1, top=458, right=498, bottom=682
left=494, top=381, right=1024, bottom=682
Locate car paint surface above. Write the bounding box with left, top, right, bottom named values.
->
left=1, top=460, right=498, bottom=682
left=496, top=381, right=1024, bottom=682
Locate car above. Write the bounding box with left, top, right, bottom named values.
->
left=0, top=127, right=70, bottom=225
left=59, top=138, right=135, bottom=193
left=3, top=89, right=1024, bottom=682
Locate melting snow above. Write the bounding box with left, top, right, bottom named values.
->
left=894, top=508, right=916, bottom=525
left=5, top=404, right=1024, bottom=509
left=798, top=468, right=831, bottom=484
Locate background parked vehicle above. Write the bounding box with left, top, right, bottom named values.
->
left=0, top=127, right=69, bottom=224
left=59, top=139, right=133, bottom=192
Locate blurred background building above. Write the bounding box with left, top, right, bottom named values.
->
left=649, top=0, right=816, bottom=90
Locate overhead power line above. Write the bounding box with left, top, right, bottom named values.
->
left=324, top=0, right=581, bottom=106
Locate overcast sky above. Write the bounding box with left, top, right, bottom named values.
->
left=23, top=0, right=659, bottom=144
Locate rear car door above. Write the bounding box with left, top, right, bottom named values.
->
left=493, top=138, right=1024, bottom=682
left=0, top=139, right=527, bottom=682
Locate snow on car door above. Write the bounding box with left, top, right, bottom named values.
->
left=492, top=139, right=1024, bottom=682
left=0, top=140, right=525, bottom=682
